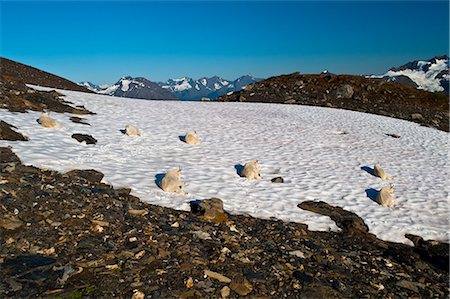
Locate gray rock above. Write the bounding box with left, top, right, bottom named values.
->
left=411, top=113, right=424, bottom=120
left=271, top=177, right=284, bottom=183
left=71, top=133, right=97, bottom=145
left=336, top=84, right=354, bottom=99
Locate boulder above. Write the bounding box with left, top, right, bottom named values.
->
left=336, top=84, right=354, bottom=99
left=0, top=121, right=28, bottom=141
left=190, top=198, right=228, bottom=224
left=64, top=169, right=104, bottom=183
left=71, top=133, right=97, bottom=145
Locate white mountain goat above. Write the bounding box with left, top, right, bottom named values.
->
left=160, top=168, right=186, bottom=194
left=38, top=112, right=63, bottom=129
left=124, top=125, right=141, bottom=136
left=376, top=184, right=395, bottom=207
left=184, top=131, right=201, bottom=144
left=241, top=160, right=261, bottom=180
left=374, top=163, right=392, bottom=181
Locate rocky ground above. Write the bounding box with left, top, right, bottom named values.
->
left=0, top=75, right=93, bottom=115
left=216, top=73, right=449, bottom=132
left=0, top=146, right=448, bottom=298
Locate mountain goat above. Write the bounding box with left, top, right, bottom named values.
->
left=241, top=160, right=261, bottom=180
left=38, top=112, right=63, bottom=129
left=374, top=163, right=392, bottom=181
left=160, top=168, right=186, bottom=194
left=376, top=184, right=395, bottom=207
left=184, top=131, right=201, bottom=145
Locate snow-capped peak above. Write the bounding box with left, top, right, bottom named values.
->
left=379, top=55, right=449, bottom=94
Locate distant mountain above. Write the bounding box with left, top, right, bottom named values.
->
left=98, top=76, right=177, bottom=100
left=0, top=57, right=93, bottom=93
left=158, top=75, right=262, bottom=100
left=79, top=81, right=103, bottom=92
left=379, top=55, right=449, bottom=94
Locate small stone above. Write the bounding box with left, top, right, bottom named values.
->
left=0, top=214, right=23, bottom=230
left=220, top=286, right=231, bottom=298
left=64, top=169, right=104, bottom=183
left=135, top=250, right=146, bottom=259
left=271, top=177, right=284, bottom=183
left=204, top=269, right=232, bottom=283
left=191, top=231, right=212, bottom=240
left=371, top=283, right=385, bottom=291
left=230, top=277, right=253, bottom=296
left=289, top=250, right=305, bottom=258
left=131, top=290, right=145, bottom=299
left=171, top=222, right=180, bottom=228
left=411, top=113, right=424, bottom=121
left=92, top=225, right=104, bottom=233
left=186, top=277, right=194, bottom=289
left=91, top=220, right=110, bottom=227
left=129, top=237, right=137, bottom=242
left=128, top=209, right=148, bottom=216
left=396, top=280, right=425, bottom=293
left=105, top=264, right=120, bottom=270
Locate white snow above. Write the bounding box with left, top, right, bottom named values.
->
left=173, top=81, right=192, bottom=92
left=195, top=84, right=200, bottom=91
left=214, top=83, right=222, bottom=90
left=1, top=85, right=449, bottom=245
left=97, top=84, right=119, bottom=95
left=201, top=79, right=207, bottom=86
left=120, top=79, right=131, bottom=92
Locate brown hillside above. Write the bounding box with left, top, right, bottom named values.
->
left=216, top=73, right=449, bottom=132
left=0, top=57, right=93, bottom=93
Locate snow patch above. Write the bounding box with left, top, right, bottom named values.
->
left=11, top=85, right=448, bottom=246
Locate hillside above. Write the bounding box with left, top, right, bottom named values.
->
left=216, top=73, right=449, bottom=131
left=0, top=57, right=93, bottom=93
left=0, top=147, right=448, bottom=298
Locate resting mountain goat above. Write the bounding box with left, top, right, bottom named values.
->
left=124, top=125, right=141, bottom=136
left=241, top=160, right=261, bottom=179
left=184, top=131, right=201, bottom=145
left=374, top=163, right=392, bottom=180
left=376, top=185, right=395, bottom=207
left=38, top=112, right=63, bottom=129
left=160, top=168, right=186, bottom=194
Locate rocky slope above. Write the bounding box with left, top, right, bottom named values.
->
left=216, top=73, right=449, bottom=132
left=0, top=75, right=92, bottom=115
left=0, top=146, right=448, bottom=298
left=0, top=58, right=93, bottom=93
left=99, top=77, right=177, bottom=100
left=380, top=55, right=449, bottom=94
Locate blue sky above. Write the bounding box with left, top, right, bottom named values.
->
left=1, top=1, right=448, bottom=84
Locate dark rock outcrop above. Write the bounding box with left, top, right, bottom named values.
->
left=0, top=121, right=28, bottom=141
left=298, top=201, right=369, bottom=234
left=71, top=133, right=97, bottom=144
left=64, top=169, right=104, bottom=183
left=0, top=76, right=93, bottom=114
